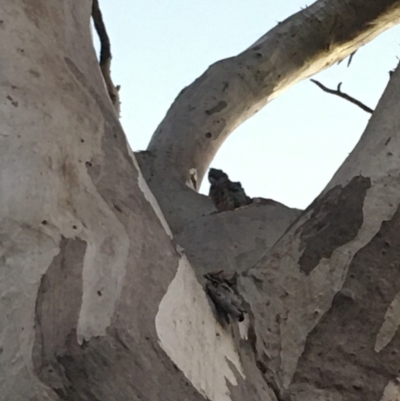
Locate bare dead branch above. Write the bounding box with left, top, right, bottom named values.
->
left=310, top=79, right=373, bottom=114
left=91, top=0, right=121, bottom=116
left=337, top=50, right=357, bottom=67
left=347, top=50, right=357, bottom=67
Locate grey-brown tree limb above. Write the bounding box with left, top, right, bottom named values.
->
left=2, top=1, right=400, bottom=401
left=311, top=79, right=374, bottom=113
left=137, top=0, right=400, bottom=232
left=91, top=0, right=121, bottom=116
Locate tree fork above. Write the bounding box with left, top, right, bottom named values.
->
left=137, top=0, right=400, bottom=232
left=2, top=0, right=400, bottom=400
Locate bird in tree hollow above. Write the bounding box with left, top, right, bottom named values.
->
left=208, top=168, right=252, bottom=212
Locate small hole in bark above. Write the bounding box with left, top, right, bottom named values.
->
left=41, top=220, right=47, bottom=225
left=72, top=225, right=77, bottom=230
left=80, top=138, right=85, bottom=143
left=255, top=53, right=262, bottom=58
left=97, top=290, right=102, bottom=296
left=85, top=161, right=92, bottom=167
left=205, top=132, right=212, bottom=138
left=114, top=203, right=122, bottom=213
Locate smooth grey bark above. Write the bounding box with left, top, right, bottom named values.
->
left=238, top=64, right=400, bottom=400
left=0, top=2, right=205, bottom=400
left=2, top=1, right=400, bottom=401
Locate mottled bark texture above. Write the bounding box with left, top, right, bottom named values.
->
left=242, top=64, right=400, bottom=401
left=3, top=1, right=400, bottom=401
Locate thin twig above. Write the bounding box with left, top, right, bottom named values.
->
left=92, top=0, right=121, bottom=116
left=310, top=79, right=373, bottom=114
left=347, top=50, right=357, bottom=67
left=338, top=50, right=357, bottom=67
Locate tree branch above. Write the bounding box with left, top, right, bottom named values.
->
left=91, top=0, right=120, bottom=116
left=310, top=79, right=374, bottom=113
left=347, top=50, right=357, bottom=67
left=137, top=0, right=400, bottom=233
left=143, top=0, right=400, bottom=189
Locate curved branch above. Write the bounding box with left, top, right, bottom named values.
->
left=144, top=0, right=400, bottom=188
left=311, top=79, right=374, bottom=113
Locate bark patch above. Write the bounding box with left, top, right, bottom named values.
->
left=32, top=236, right=86, bottom=395
left=291, top=204, right=400, bottom=400
left=297, top=176, right=370, bottom=274
left=205, top=100, right=227, bottom=115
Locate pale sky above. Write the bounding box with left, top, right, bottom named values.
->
left=97, top=1, right=400, bottom=209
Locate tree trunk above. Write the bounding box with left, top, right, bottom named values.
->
left=242, top=63, right=400, bottom=400
left=2, top=1, right=400, bottom=401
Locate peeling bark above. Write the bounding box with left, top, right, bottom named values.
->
left=241, top=63, right=400, bottom=401
left=292, top=205, right=400, bottom=400
left=4, top=0, right=400, bottom=400
left=0, top=1, right=214, bottom=400
left=298, top=176, right=371, bottom=274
